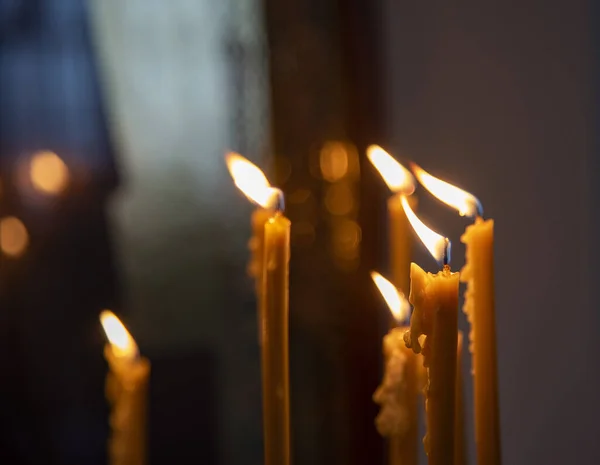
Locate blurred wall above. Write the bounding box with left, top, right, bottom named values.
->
left=90, top=1, right=270, bottom=464
left=382, top=1, right=600, bottom=464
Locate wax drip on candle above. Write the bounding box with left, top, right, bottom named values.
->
left=373, top=330, right=411, bottom=436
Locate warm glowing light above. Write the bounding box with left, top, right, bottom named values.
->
left=371, top=271, right=410, bottom=323
left=320, top=142, right=349, bottom=182
left=401, top=195, right=449, bottom=264
left=225, top=152, right=274, bottom=208
left=411, top=163, right=482, bottom=217
left=324, top=183, right=354, bottom=215
left=30, top=151, right=69, bottom=195
left=0, top=216, right=29, bottom=257
left=100, top=310, right=138, bottom=360
left=366, top=145, right=415, bottom=194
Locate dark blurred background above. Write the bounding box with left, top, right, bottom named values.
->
left=0, top=0, right=598, bottom=464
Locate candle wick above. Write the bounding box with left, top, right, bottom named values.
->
left=270, top=188, right=285, bottom=214
left=442, top=237, right=451, bottom=268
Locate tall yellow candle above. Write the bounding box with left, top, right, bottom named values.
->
left=371, top=272, right=420, bottom=465
left=226, top=153, right=292, bottom=465
left=100, top=310, right=150, bottom=465
left=401, top=197, right=458, bottom=465
left=411, top=164, right=501, bottom=465
left=261, top=211, right=291, bottom=465
left=462, top=217, right=500, bottom=465
left=227, top=152, right=274, bottom=345
left=367, top=145, right=416, bottom=300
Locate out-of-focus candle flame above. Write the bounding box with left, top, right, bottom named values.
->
left=411, top=163, right=482, bottom=217
left=100, top=310, right=138, bottom=360
left=371, top=271, right=410, bottom=323
left=30, top=151, right=69, bottom=195
left=0, top=216, right=28, bottom=257
left=366, top=145, right=415, bottom=194
left=401, top=195, right=449, bottom=264
left=226, top=152, right=275, bottom=208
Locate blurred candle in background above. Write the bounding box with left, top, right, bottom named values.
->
left=367, top=145, right=416, bottom=300
left=371, top=272, right=420, bottom=465
left=401, top=197, right=458, bottom=465
left=226, top=154, right=292, bottom=465
left=411, top=164, right=500, bottom=465
left=100, top=310, right=150, bottom=465
left=226, top=152, right=273, bottom=345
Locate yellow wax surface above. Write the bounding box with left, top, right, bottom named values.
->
left=404, top=263, right=458, bottom=465
left=388, top=195, right=416, bottom=304
left=461, top=218, right=501, bottom=465
left=249, top=208, right=272, bottom=289
left=261, top=213, right=291, bottom=465
left=105, top=346, right=150, bottom=465
left=250, top=208, right=272, bottom=345
left=373, top=326, right=420, bottom=465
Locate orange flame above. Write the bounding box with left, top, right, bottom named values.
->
left=411, top=163, right=482, bottom=217
left=401, top=195, right=448, bottom=263
left=100, top=310, right=138, bottom=360
left=371, top=271, right=410, bottom=323
left=226, top=153, right=276, bottom=208
left=367, top=145, right=415, bottom=194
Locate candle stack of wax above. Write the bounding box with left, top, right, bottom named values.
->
left=461, top=217, right=501, bottom=465
left=105, top=347, right=150, bottom=465
left=404, top=263, right=458, bottom=465
left=373, top=327, right=420, bottom=465
left=261, top=212, right=291, bottom=465
left=100, top=311, right=150, bottom=465
left=226, top=153, right=292, bottom=465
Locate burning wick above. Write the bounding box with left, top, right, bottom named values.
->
left=270, top=188, right=286, bottom=214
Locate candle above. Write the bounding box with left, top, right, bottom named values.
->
left=262, top=208, right=291, bottom=465
left=411, top=164, right=501, bottom=465
left=401, top=197, right=458, bottom=465
left=227, top=153, right=272, bottom=344
left=100, top=310, right=150, bottom=465
left=226, top=154, right=291, bottom=465
left=367, top=145, right=416, bottom=297
left=371, top=272, right=420, bottom=465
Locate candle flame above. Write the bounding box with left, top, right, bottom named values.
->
left=367, top=145, right=415, bottom=194
left=100, top=310, right=138, bottom=360
left=371, top=271, right=410, bottom=323
left=226, top=152, right=274, bottom=208
left=411, top=163, right=482, bottom=217
left=401, top=195, right=449, bottom=264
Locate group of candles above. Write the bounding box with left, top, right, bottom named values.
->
left=93, top=145, right=499, bottom=465
left=226, top=145, right=500, bottom=465
left=367, top=146, right=499, bottom=465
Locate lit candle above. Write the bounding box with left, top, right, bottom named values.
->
left=367, top=145, right=416, bottom=299
left=100, top=310, right=150, bottom=465
left=226, top=154, right=291, bottom=465
left=226, top=153, right=272, bottom=344
left=371, top=272, right=420, bottom=465
left=412, top=164, right=500, bottom=465
left=401, top=197, right=458, bottom=465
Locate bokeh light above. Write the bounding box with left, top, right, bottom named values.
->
left=30, top=151, right=69, bottom=195
left=0, top=216, right=29, bottom=257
